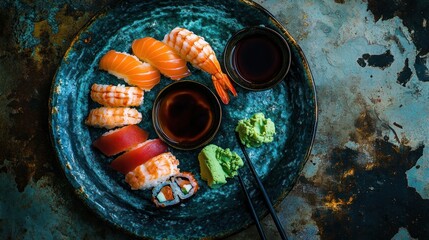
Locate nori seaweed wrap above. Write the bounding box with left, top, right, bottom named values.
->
left=171, top=172, right=199, bottom=200
left=151, top=181, right=180, bottom=208
left=151, top=172, right=199, bottom=207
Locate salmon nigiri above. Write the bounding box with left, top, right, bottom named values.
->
left=132, top=37, right=190, bottom=80
left=99, top=50, right=161, bottom=91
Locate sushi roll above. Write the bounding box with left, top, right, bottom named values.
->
left=125, top=152, right=180, bottom=190
left=170, top=172, right=199, bottom=200
left=110, top=139, right=168, bottom=174
left=151, top=181, right=181, bottom=208
left=92, top=125, right=149, bottom=157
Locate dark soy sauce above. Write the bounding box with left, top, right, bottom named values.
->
left=233, top=34, right=283, bottom=84
left=158, top=89, right=213, bottom=143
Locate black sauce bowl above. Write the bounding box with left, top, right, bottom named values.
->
left=152, top=80, right=222, bottom=150
left=223, top=26, right=291, bottom=91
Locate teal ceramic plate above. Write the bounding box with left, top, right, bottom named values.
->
left=49, top=0, right=317, bottom=239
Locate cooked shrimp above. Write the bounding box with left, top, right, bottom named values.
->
left=125, top=152, right=180, bottom=190
left=90, top=84, right=144, bottom=107
left=99, top=50, right=160, bottom=91
left=163, top=27, right=237, bottom=104
left=85, top=107, right=142, bottom=129
left=132, top=37, right=191, bottom=80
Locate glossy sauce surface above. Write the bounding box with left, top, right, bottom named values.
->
left=233, top=34, right=283, bottom=84
left=158, top=89, right=213, bottom=144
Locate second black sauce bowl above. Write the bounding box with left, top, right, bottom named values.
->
left=223, top=26, right=291, bottom=91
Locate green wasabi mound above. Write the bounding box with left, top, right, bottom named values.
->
left=198, top=144, right=244, bottom=188
left=235, top=112, right=276, bottom=148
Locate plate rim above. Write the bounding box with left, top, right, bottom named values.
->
left=248, top=0, right=319, bottom=207
left=48, top=0, right=318, bottom=238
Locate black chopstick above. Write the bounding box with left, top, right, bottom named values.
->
left=238, top=173, right=267, bottom=240
left=236, top=132, right=288, bottom=240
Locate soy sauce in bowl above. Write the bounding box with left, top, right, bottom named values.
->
left=224, top=26, right=291, bottom=90
left=158, top=90, right=213, bottom=143
left=153, top=81, right=222, bottom=150
left=234, top=34, right=283, bottom=84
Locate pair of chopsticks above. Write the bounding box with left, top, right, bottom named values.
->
left=236, top=132, right=288, bottom=240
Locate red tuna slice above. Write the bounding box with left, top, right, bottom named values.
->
left=93, top=125, right=149, bottom=156
left=110, top=139, right=168, bottom=174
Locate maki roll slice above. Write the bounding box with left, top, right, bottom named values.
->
left=151, top=172, right=199, bottom=207
left=152, top=181, right=180, bottom=208
left=171, top=172, right=199, bottom=200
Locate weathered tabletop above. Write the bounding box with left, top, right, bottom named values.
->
left=1, top=0, right=428, bottom=239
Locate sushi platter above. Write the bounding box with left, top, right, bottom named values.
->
left=49, top=0, right=317, bottom=239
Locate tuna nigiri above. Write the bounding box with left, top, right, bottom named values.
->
left=132, top=37, right=191, bottom=80
left=99, top=50, right=161, bottom=91
left=92, top=125, right=149, bottom=156
left=110, top=138, right=168, bottom=174
left=125, top=152, right=180, bottom=190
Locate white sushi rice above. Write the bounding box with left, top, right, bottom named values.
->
left=101, top=125, right=125, bottom=136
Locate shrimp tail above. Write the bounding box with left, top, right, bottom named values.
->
left=212, top=73, right=237, bottom=104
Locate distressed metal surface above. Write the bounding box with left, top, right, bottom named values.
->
left=0, top=0, right=428, bottom=239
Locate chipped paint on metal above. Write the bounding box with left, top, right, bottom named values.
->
left=0, top=0, right=115, bottom=193
left=1, top=0, right=429, bottom=239
left=406, top=158, right=429, bottom=199
left=391, top=227, right=417, bottom=240
left=324, top=193, right=354, bottom=212
left=0, top=172, right=125, bottom=239
left=279, top=195, right=320, bottom=239
left=302, top=155, right=322, bottom=179
left=240, top=0, right=428, bottom=239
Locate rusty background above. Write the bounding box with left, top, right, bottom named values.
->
left=1, top=0, right=428, bottom=239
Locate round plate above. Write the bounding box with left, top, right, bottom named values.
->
left=49, top=0, right=317, bottom=239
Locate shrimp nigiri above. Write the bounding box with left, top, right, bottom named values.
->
left=85, top=107, right=142, bottom=129
left=125, top=152, right=180, bottom=190
left=90, top=84, right=144, bottom=107
left=132, top=37, right=190, bottom=80
left=163, top=27, right=237, bottom=104
left=99, top=50, right=160, bottom=91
